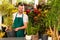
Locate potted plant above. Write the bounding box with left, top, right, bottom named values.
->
left=37, top=3, right=51, bottom=40
left=37, top=0, right=59, bottom=39
left=44, top=0, right=60, bottom=40
left=0, top=0, right=17, bottom=37
left=26, top=20, right=40, bottom=40
left=25, top=7, right=41, bottom=40
left=25, top=21, right=32, bottom=40
left=31, top=24, right=40, bottom=40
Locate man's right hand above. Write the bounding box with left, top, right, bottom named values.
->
left=5, top=27, right=8, bottom=31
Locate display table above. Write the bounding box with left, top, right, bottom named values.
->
left=0, top=37, right=26, bottom=40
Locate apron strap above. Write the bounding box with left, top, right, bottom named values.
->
left=15, top=13, right=17, bottom=18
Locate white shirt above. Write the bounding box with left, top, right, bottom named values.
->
left=13, top=12, right=28, bottom=23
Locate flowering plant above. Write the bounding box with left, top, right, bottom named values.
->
left=26, top=4, right=51, bottom=35
left=26, top=8, right=41, bottom=35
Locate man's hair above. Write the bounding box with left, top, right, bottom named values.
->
left=17, top=2, right=24, bottom=7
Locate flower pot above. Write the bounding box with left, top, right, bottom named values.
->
left=6, top=30, right=16, bottom=37
left=25, top=35, right=32, bottom=40
left=42, top=34, right=48, bottom=40
left=32, top=33, right=39, bottom=40
left=48, top=36, right=52, bottom=40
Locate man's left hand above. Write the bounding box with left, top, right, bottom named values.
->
left=14, top=28, right=20, bottom=31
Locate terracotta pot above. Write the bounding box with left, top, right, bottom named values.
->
left=32, top=33, right=39, bottom=40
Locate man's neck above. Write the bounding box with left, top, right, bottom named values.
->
left=18, top=12, right=23, bottom=15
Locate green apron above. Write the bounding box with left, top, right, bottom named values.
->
left=12, top=13, right=25, bottom=37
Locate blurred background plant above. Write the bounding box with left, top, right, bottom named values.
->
left=0, top=0, right=17, bottom=27
left=0, top=0, right=18, bottom=38
left=42, top=0, right=60, bottom=40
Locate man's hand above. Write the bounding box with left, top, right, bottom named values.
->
left=5, top=27, right=8, bottom=31
left=14, top=28, right=20, bottom=31
left=14, top=22, right=28, bottom=31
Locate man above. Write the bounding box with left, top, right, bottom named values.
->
left=13, top=3, right=28, bottom=37
left=6, top=3, right=28, bottom=37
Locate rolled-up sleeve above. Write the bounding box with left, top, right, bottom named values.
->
left=23, top=14, right=28, bottom=23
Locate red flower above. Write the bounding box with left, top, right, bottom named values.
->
left=34, top=8, right=39, bottom=14
left=26, top=9, right=30, bottom=14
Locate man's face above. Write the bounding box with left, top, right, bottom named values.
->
left=18, top=5, right=23, bottom=13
